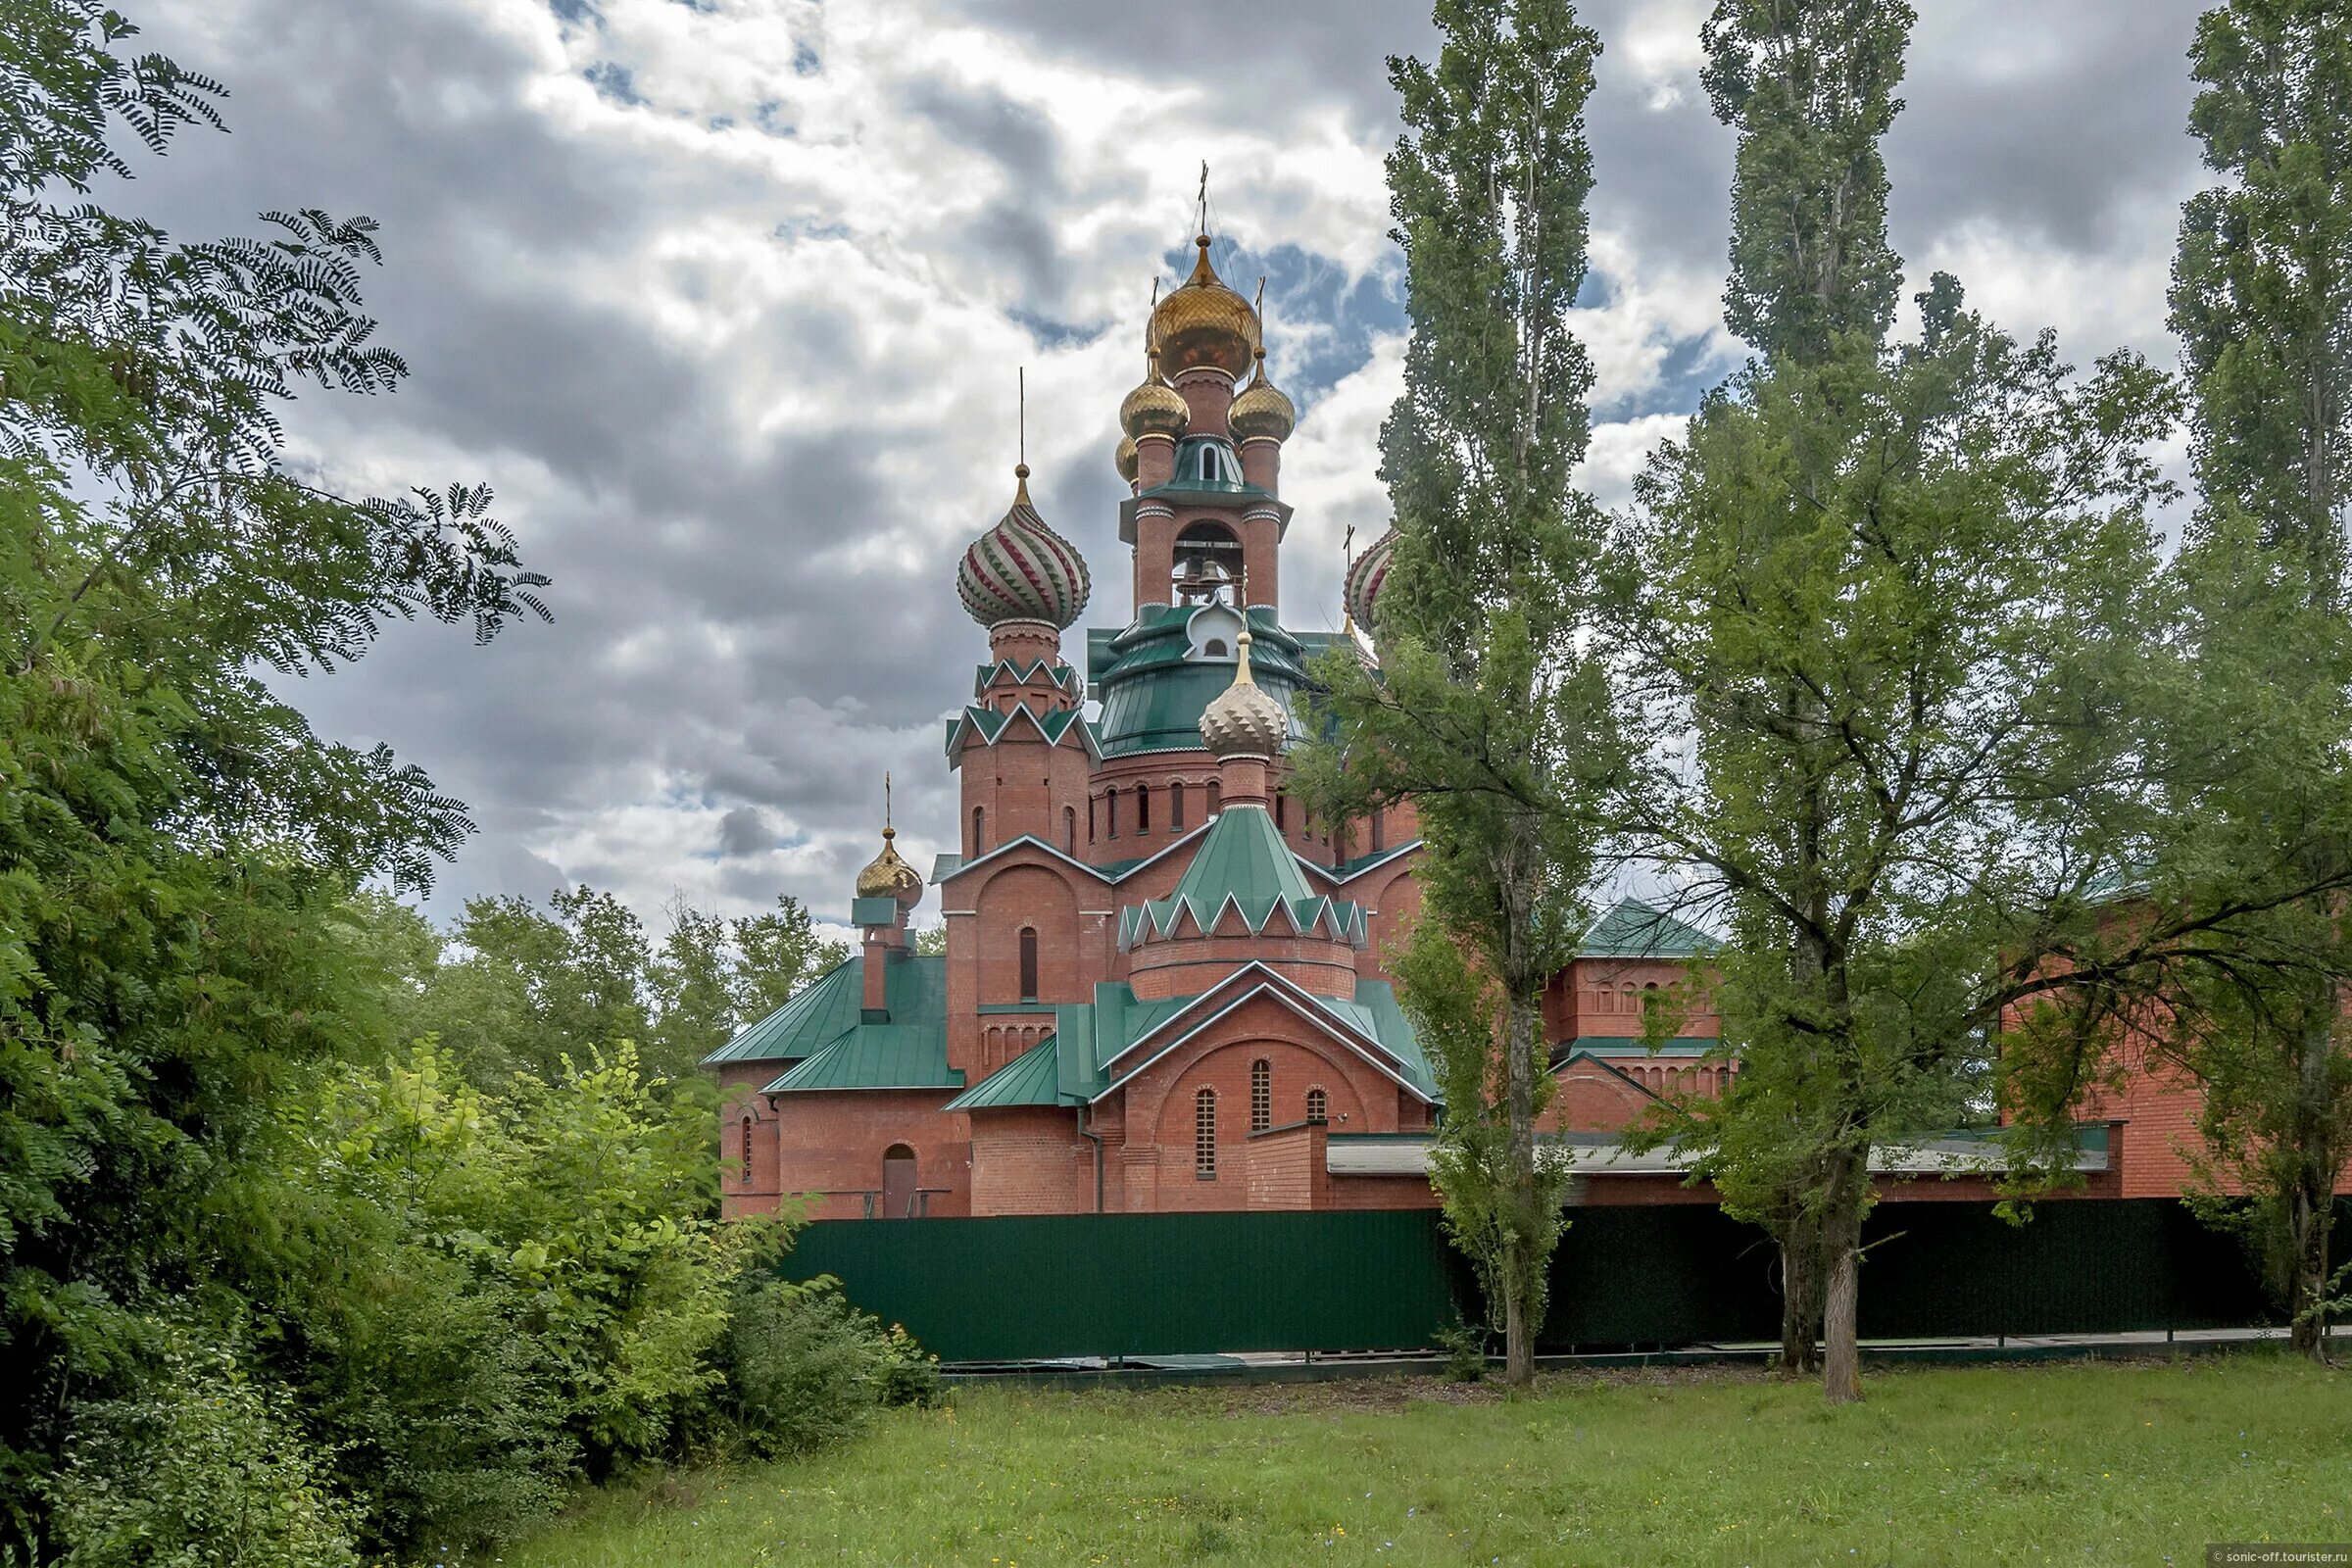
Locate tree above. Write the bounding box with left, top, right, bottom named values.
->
left=651, top=894, right=848, bottom=1076
left=0, top=2, right=545, bottom=1547
left=1294, top=0, right=1617, bottom=1388
left=2011, top=0, right=2352, bottom=1359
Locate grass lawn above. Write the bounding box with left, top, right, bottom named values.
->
left=502, top=1353, right=2348, bottom=1567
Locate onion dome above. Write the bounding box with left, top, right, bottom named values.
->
left=855, top=825, right=923, bottom=906
left=1113, top=433, right=1139, bottom=485
left=1199, top=625, right=1290, bottom=759
left=1119, top=353, right=1190, bottom=440
left=1152, top=235, right=1259, bottom=381
left=855, top=776, right=924, bottom=907
left=957, top=465, right=1092, bottom=631
left=1227, top=348, right=1296, bottom=443
left=1344, top=526, right=1396, bottom=635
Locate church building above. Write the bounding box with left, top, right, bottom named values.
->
left=704, top=224, right=2215, bottom=1220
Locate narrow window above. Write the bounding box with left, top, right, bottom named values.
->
left=1206, top=782, right=1221, bottom=816
left=1250, top=1058, right=1272, bottom=1133
left=1275, top=796, right=1287, bottom=831
left=971, top=806, right=986, bottom=857
left=1019, top=928, right=1039, bottom=1003
left=1305, top=1087, right=1329, bottom=1125
left=1171, top=782, right=1186, bottom=830
left=739, top=1115, right=754, bottom=1184
left=1106, top=788, right=1119, bottom=838
left=1195, top=1089, right=1217, bottom=1178
left=1089, top=795, right=1097, bottom=842
left=1137, top=784, right=1151, bottom=833
left=1370, top=808, right=1386, bottom=853
left=1064, top=805, right=1077, bottom=854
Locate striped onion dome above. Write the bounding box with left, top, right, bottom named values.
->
left=956, top=465, right=1092, bottom=631
left=1344, top=526, right=1396, bottom=634
left=1227, top=348, right=1296, bottom=442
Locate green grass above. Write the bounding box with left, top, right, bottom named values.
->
left=501, top=1354, right=2348, bottom=1567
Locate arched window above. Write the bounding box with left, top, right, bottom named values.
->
left=882, top=1144, right=917, bottom=1219
left=971, top=806, right=986, bottom=857
left=1173, top=518, right=1244, bottom=604
left=1105, top=788, right=1119, bottom=838
left=1137, top=784, right=1151, bottom=833
left=739, top=1115, right=754, bottom=1185
left=1275, top=796, right=1287, bottom=830
left=1202, top=638, right=1229, bottom=658
left=1064, top=805, right=1077, bottom=854
left=1088, top=795, right=1097, bottom=843
left=1175, top=437, right=1245, bottom=487
left=1206, top=781, right=1221, bottom=816
left=1305, top=1087, right=1329, bottom=1125
left=1170, top=781, right=1186, bottom=830
left=1195, top=1089, right=1218, bottom=1177
left=1018, top=927, right=1039, bottom=1003
left=1370, top=808, right=1386, bottom=854
left=1250, top=1058, right=1272, bottom=1132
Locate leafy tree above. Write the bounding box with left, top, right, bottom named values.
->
left=2009, top=0, right=2352, bottom=1359
left=0, top=4, right=544, bottom=1546
left=1295, top=0, right=1617, bottom=1387
left=1620, top=0, right=2180, bottom=1408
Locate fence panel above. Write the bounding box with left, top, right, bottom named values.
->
left=782, top=1198, right=2328, bottom=1363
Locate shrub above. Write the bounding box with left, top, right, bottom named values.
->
left=48, top=1327, right=360, bottom=1568
left=1434, top=1317, right=1491, bottom=1383
left=878, top=1320, right=946, bottom=1410
left=724, top=1278, right=896, bottom=1456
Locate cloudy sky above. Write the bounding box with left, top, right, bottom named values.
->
left=124, top=0, right=2210, bottom=937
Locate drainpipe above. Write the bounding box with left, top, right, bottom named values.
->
left=1077, top=1101, right=1105, bottom=1213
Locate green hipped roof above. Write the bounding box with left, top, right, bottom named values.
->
left=1086, top=606, right=1315, bottom=758
left=942, top=1034, right=1064, bottom=1110
left=947, top=972, right=1438, bottom=1112
left=972, top=658, right=1081, bottom=700
left=1119, top=804, right=1368, bottom=948
left=1579, top=897, right=1719, bottom=958
left=702, top=956, right=861, bottom=1065
left=725, top=953, right=963, bottom=1094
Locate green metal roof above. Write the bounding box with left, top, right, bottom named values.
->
left=942, top=1035, right=1065, bottom=1111
left=972, top=658, right=1080, bottom=699
left=702, top=956, right=862, bottom=1065
left=1322, top=841, right=1422, bottom=881
left=1579, top=897, right=1719, bottom=958
left=945, top=701, right=1093, bottom=763
left=1313, top=979, right=1438, bottom=1100
left=1086, top=607, right=1315, bottom=758
left=1119, top=805, right=1367, bottom=948
left=1561, top=1035, right=1722, bottom=1057
left=738, top=953, right=963, bottom=1093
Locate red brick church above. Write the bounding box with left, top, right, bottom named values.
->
left=706, top=228, right=2238, bottom=1220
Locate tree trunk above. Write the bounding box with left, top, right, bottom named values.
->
left=1502, top=985, right=1542, bottom=1388
left=1819, top=1152, right=1867, bottom=1405
left=1778, top=1213, right=1824, bottom=1375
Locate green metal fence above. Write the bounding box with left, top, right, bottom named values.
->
left=778, top=1200, right=2335, bottom=1364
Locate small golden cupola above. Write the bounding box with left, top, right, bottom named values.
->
left=1227, top=346, right=1296, bottom=443
left=1152, top=234, right=1259, bottom=381
left=855, top=775, right=924, bottom=908
left=1119, top=335, right=1190, bottom=442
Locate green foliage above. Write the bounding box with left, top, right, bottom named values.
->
left=1431, top=1316, right=1491, bottom=1383
left=1296, top=0, right=1613, bottom=1386
left=722, top=1278, right=931, bottom=1459
left=1700, top=0, right=1914, bottom=364
left=47, top=1326, right=361, bottom=1568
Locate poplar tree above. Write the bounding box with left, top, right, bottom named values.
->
left=2013, top=0, right=2352, bottom=1356
left=1619, top=0, right=2179, bottom=1402
left=1294, top=0, right=1616, bottom=1387
left=2165, top=0, right=2352, bottom=1358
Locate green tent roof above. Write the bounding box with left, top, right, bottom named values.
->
left=1087, top=606, right=1314, bottom=758
left=1578, top=897, right=1719, bottom=958
left=942, top=1035, right=1064, bottom=1110
left=1119, top=805, right=1367, bottom=947
left=702, top=956, right=862, bottom=1065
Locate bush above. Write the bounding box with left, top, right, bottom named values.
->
left=48, top=1328, right=360, bottom=1568
left=878, top=1320, right=946, bottom=1410
left=1434, top=1317, right=1491, bottom=1383
left=725, top=1278, right=890, bottom=1456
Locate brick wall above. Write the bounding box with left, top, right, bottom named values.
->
left=757, top=1090, right=971, bottom=1220
left=969, top=1106, right=1097, bottom=1214
left=1242, top=1121, right=1322, bottom=1209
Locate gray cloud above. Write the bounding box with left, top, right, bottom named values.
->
left=131, top=0, right=2210, bottom=934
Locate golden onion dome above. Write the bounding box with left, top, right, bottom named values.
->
left=1227, top=348, right=1297, bottom=443
left=1119, top=341, right=1190, bottom=440
left=1152, top=234, right=1259, bottom=381
left=1114, top=433, right=1140, bottom=484
left=855, top=824, right=924, bottom=907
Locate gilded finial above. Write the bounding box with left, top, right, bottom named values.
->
left=883, top=770, right=895, bottom=839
